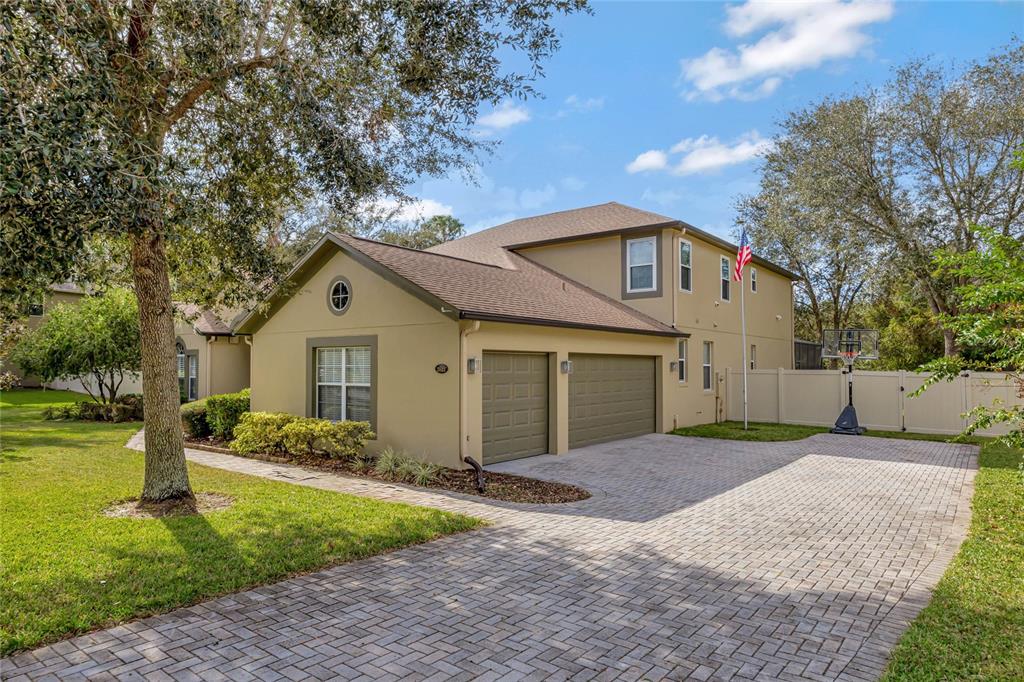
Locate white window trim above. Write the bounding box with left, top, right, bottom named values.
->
left=626, top=236, right=658, bottom=293
left=750, top=267, right=758, bottom=293
left=720, top=256, right=731, bottom=302
left=316, top=346, right=371, bottom=422
left=678, top=339, right=688, bottom=384
left=678, top=238, right=693, bottom=293
left=702, top=341, right=713, bottom=392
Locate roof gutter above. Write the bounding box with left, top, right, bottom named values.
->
left=458, top=311, right=688, bottom=338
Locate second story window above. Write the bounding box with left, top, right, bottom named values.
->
left=626, top=236, right=657, bottom=293
left=720, top=256, right=731, bottom=301
left=679, top=240, right=692, bottom=292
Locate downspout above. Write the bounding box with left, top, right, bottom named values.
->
left=459, top=320, right=481, bottom=468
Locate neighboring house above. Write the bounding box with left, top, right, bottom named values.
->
left=173, top=304, right=252, bottom=401
left=6, top=285, right=250, bottom=400
left=236, top=202, right=797, bottom=468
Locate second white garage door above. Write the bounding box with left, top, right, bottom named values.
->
left=568, top=354, right=656, bottom=449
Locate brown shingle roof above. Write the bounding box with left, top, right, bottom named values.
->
left=428, top=201, right=798, bottom=279
left=428, top=202, right=679, bottom=267
left=333, top=233, right=683, bottom=337
left=176, top=303, right=236, bottom=336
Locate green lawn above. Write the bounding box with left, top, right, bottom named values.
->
left=0, top=389, right=481, bottom=656
left=671, top=418, right=1023, bottom=680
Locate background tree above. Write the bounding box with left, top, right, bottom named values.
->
left=1, top=0, right=586, bottom=507
left=10, top=290, right=141, bottom=405
left=374, top=214, right=466, bottom=250
left=752, top=41, right=1024, bottom=356
left=736, top=182, right=875, bottom=344
left=913, top=223, right=1024, bottom=446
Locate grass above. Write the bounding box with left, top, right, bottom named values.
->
left=882, top=439, right=1023, bottom=681
left=671, top=418, right=1023, bottom=680
left=670, top=419, right=984, bottom=444
left=0, top=389, right=482, bottom=656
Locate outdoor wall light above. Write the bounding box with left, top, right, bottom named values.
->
left=466, top=357, right=478, bottom=374
left=560, top=360, right=573, bottom=374
left=669, top=361, right=679, bottom=372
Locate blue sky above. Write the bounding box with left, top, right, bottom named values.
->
left=396, top=1, right=1021, bottom=240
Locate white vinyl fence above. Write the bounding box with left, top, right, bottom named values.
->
left=725, top=368, right=1021, bottom=437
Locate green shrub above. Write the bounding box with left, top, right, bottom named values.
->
left=230, top=411, right=295, bottom=455
left=373, top=446, right=403, bottom=478
left=180, top=398, right=211, bottom=438
left=206, top=388, right=250, bottom=439
left=350, top=450, right=376, bottom=473
left=42, top=403, right=80, bottom=420
left=281, top=418, right=337, bottom=456
left=408, top=460, right=442, bottom=486
left=328, top=420, right=375, bottom=458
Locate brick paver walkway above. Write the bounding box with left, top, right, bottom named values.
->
left=3, top=433, right=976, bottom=681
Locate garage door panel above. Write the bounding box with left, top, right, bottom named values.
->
left=569, top=354, right=655, bottom=449
left=482, top=352, right=549, bottom=464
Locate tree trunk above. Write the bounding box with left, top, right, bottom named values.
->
left=942, top=327, right=959, bottom=358
left=131, top=230, right=194, bottom=503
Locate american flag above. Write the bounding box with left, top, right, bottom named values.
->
left=733, top=230, right=753, bottom=282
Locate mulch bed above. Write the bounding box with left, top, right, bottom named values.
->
left=103, top=492, right=234, bottom=519
left=183, top=437, right=589, bottom=504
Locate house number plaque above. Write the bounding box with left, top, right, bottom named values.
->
left=434, top=363, right=449, bottom=374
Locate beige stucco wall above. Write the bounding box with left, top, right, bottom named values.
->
left=518, top=229, right=795, bottom=382
left=461, top=321, right=678, bottom=460
left=207, top=337, right=251, bottom=396
left=249, top=249, right=463, bottom=467
left=7, top=291, right=87, bottom=387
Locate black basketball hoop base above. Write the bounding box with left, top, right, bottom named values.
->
left=831, top=404, right=866, bottom=435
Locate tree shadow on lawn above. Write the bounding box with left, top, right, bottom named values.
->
left=1, top=501, right=472, bottom=656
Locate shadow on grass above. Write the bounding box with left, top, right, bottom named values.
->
left=1, top=501, right=473, bottom=657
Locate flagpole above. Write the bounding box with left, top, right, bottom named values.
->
left=740, top=268, right=749, bottom=430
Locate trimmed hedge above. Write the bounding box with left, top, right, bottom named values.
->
left=230, top=412, right=374, bottom=459
left=42, top=395, right=143, bottom=423
left=205, top=388, right=250, bottom=439
left=230, top=412, right=296, bottom=454
left=281, top=417, right=375, bottom=459
left=180, top=398, right=211, bottom=438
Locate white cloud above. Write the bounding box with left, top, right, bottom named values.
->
left=560, top=176, right=586, bottom=192
left=626, top=150, right=669, bottom=174
left=627, top=131, right=773, bottom=177
left=367, top=197, right=453, bottom=222
left=641, top=188, right=682, bottom=207
left=477, top=99, right=531, bottom=130
left=556, top=94, right=606, bottom=117
left=519, top=184, right=557, bottom=211
left=682, top=0, right=893, bottom=101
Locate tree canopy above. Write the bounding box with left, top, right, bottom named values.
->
left=374, top=214, right=466, bottom=250
left=10, top=290, right=141, bottom=404
left=739, top=41, right=1024, bottom=357
left=0, top=0, right=587, bottom=504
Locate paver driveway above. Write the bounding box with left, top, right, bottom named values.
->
left=3, top=433, right=976, bottom=681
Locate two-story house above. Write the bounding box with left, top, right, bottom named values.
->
left=236, top=202, right=796, bottom=467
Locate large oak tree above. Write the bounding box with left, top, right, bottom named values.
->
left=1, top=0, right=585, bottom=506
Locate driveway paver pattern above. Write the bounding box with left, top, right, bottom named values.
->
left=3, top=433, right=976, bottom=681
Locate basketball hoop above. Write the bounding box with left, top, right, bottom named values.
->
left=821, top=329, right=880, bottom=436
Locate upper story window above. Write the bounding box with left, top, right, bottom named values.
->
left=328, top=276, right=352, bottom=314
left=720, top=256, right=731, bottom=302
left=679, top=239, right=692, bottom=292
left=750, top=267, right=758, bottom=293
left=626, top=237, right=657, bottom=293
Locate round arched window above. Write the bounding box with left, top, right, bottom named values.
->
left=175, top=340, right=186, bottom=355
left=328, top=277, right=352, bottom=314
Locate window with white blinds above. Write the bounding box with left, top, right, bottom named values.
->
left=316, top=346, right=371, bottom=422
